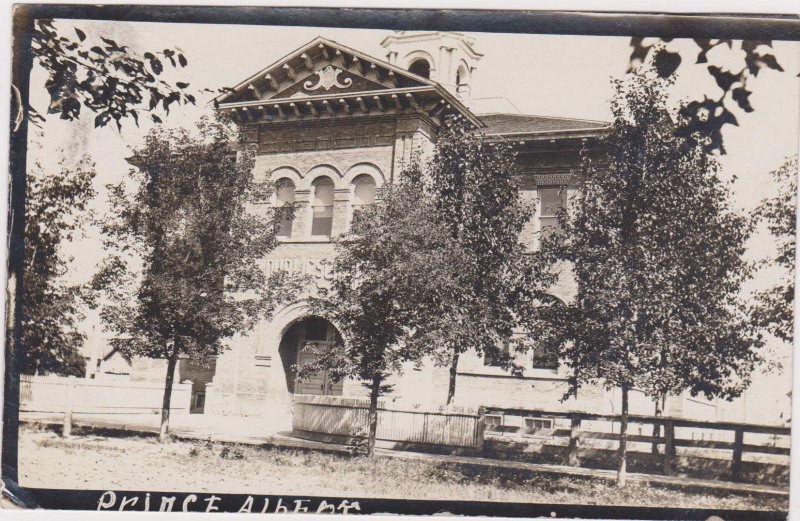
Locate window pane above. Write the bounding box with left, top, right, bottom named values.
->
left=314, top=179, right=335, bottom=205
left=311, top=213, right=333, bottom=236
left=539, top=188, right=565, bottom=217
left=532, top=341, right=558, bottom=369
left=313, top=178, right=335, bottom=237
left=277, top=210, right=293, bottom=237
left=539, top=187, right=566, bottom=240
left=354, top=176, right=376, bottom=205
left=276, top=179, right=295, bottom=203
left=304, top=317, right=329, bottom=341
left=276, top=179, right=295, bottom=238
left=484, top=340, right=511, bottom=367
left=485, top=415, right=503, bottom=427
left=540, top=217, right=559, bottom=241
left=524, top=418, right=553, bottom=433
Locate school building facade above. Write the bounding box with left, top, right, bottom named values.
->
left=85, top=31, right=787, bottom=429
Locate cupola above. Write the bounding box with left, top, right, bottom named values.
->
left=380, top=31, right=483, bottom=101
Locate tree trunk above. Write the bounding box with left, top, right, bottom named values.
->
left=446, top=351, right=460, bottom=405
left=366, top=373, right=382, bottom=457
left=159, top=352, right=179, bottom=443
left=651, top=391, right=666, bottom=454
left=617, top=383, right=630, bottom=487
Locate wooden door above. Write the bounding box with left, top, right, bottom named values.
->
left=295, top=348, right=327, bottom=395
left=294, top=318, right=343, bottom=396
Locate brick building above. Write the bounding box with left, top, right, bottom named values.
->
left=116, top=31, right=768, bottom=427
left=187, top=31, right=614, bottom=426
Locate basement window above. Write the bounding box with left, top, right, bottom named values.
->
left=524, top=417, right=554, bottom=435
left=484, top=414, right=504, bottom=430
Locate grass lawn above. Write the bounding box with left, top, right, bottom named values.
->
left=17, top=423, right=786, bottom=511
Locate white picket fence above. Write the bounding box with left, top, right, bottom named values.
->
left=20, top=374, right=192, bottom=415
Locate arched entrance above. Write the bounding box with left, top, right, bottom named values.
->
left=278, top=316, right=343, bottom=397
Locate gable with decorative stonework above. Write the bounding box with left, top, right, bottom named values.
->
left=216, top=36, right=484, bottom=128
left=274, top=65, right=388, bottom=99
left=218, top=37, right=432, bottom=105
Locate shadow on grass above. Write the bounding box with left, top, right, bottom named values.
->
left=482, top=440, right=789, bottom=487
left=23, top=421, right=159, bottom=441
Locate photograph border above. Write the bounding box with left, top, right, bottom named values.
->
left=6, top=4, right=800, bottom=518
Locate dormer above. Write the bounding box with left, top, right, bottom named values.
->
left=380, top=31, right=483, bottom=101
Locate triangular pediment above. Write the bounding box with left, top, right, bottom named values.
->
left=272, top=65, right=390, bottom=99
left=217, top=37, right=433, bottom=105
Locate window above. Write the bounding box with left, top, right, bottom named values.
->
left=539, top=187, right=567, bottom=241
left=193, top=392, right=206, bottom=411
left=456, top=65, right=468, bottom=86
left=408, top=59, right=431, bottom=79
left=484, top=340, right=511, bottom=367
left=524, top=417, right=554, bottom=434
left=304, top=316, right=330, bottom=342
left=311, top=177, right=335, bottom=237
left=485, top=414, right=503, bottom=429
left=353, top=175, right=376, bottom=208
left=532, top=341, right=559, bottom=370
left=275, top=178, right=295, bottom=238
left=351, top=175, right=376, bottom=226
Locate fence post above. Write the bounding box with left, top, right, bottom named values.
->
left=568, top=414, right=581, bottom=466
left=475, top=407, right=486, bottom=453
left=63, top=376, right=76, bottom=437
left=663, top=420, right=675, bottom=476
left=732, top=427, right=744, bottom=480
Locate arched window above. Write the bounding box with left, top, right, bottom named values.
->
left=353, top=175, right=376, bottom=207
left=275, top=178, right=295, bottom=237
left=351, top=175, right=377, bottom=227
left=455, top=64, right=470, bottom=98
left=311, top=177, right=335, bottom=237
left=408, top=59, right=431, bottom=79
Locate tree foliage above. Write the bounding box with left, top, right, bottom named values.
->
left=628, top=38, right=786, bottom=153
left=30, top=18, right=195, bottom=129
left=301, top=168, right=467, bottom=455
left=536, top=66, right=762, bottom=485
left=23, top=150, right=96, bottom=376
left=752, top=156, right=798, bottom=343
left=422, top=117, right=557, bottom=403
left=94, top=114, right=303, bottom=440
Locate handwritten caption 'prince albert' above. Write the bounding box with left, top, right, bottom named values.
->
left=98, top=491, right=362, bottom=514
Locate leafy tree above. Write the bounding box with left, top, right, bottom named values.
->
left=23, top=149, right=96, bottom=376
left=539, top=66, right=762, bottom=486
left=628, top=38, right=787, bottom=153
left=23, top=18, right=195, bottom=130
left=301, top=168, right=467, bottom=456
left=752, top=156, right=798, bottom=343
left=423, top=117, right=555, bottom=404
left=94, top=115, right=302, bottom=442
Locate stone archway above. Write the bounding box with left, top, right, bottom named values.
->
left=262, top=303, right=345, bottom=400
left=278, top=316, right=343, bottom=397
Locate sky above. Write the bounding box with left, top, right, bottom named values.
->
left=29, top=21, right=800, bottom=207
left=24, top=20, right=800, bottom=418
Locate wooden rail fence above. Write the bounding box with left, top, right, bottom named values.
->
left=292, top=397, right=789, bottom=481
left=483, top=406, right=791, bottom=480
